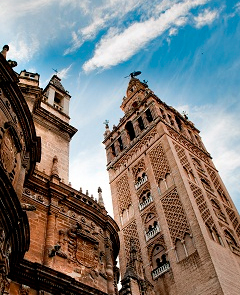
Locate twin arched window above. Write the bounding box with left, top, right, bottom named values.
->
left=158, top=173, right=173, bottom=194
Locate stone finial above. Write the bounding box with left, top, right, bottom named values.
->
left=86, top=190, right=89, bottom=196
left=1, top=45, right=9, bottom=59
left=79, top=187, right=82, bottom=193
left=51, top=156, right=59, bottom=177
left=98, top=187, right=105, bottom=208
left=103, top=120, right=111, bottom=138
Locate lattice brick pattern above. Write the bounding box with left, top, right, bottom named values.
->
left=123, top=220, right=142, bottom=262
left=174, top=143, right=192, bottom=171
left=161, top=188, right=190, bottom=243
left=166, top=126, right=210, bottom=164
left=205, top=166, right=225, bottom=195
left=189, top=182, right=215, bottom=228
left=116, top=173, right=132, bottom=213
left=132, top=158, right=146, bottom=179
left=224, top=205, right=240, bottom=239
left=149, top=142, right=170, bottom=184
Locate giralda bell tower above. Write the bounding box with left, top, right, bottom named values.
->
left=103, top=75, right=240, bottom=295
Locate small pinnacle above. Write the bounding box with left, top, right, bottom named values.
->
left=98, top=187, right=105, bottom=208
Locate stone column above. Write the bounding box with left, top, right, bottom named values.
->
left=43, top=209, right=56, bottom=267
left=105, top=238, right=115, bottom=295
left=15, top=165, right=26, bottom=200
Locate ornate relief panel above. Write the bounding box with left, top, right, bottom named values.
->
left=174, top=143, right=192, bottom=171
left=189, top=182, right=215, bottom=228
left=149, top=142, right=171, bottom=184
left=161, top=188, right=190, bottom=243
left=116, top=173, right=132, bottom=213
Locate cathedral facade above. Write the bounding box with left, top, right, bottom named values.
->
left=0, top=47, right=120, bottom=295
left=103, top=77, right=240, bottom=295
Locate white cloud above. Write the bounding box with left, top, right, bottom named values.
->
left=194, top=8, right=219, bottom=28
left=8, top=36, right=40, bottom=62
left=58, top=64, right=73, bottom=79
left=83, top=0, right=208, bottom=72
left=169, top=27, right=178, bottom=36
left=64, top=0, right=145, bottom=55
left=0, top=0, right=56, bottom=22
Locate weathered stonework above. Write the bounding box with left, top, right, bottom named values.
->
left=104, top=77, right=240, bottom=295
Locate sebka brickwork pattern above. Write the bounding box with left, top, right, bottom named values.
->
left=149, top=142, right=171, bottom=184
left=116, top=173, right=132, bottom=213
left=161, top=188, right=190, bottom=243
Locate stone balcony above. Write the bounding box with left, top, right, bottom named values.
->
left=152, top=262, right=170, bottom=280
left=135, top=175, right=148, bottom=190
left=139, top=195, right=153, bottom=211
left=145, top=224, right=160, bottom=242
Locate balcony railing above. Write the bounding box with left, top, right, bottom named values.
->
left=145, top=224, right=160, bottom=242
left=135, top=175, right=148, bottom=190
left=139, top=195, right=153, bottom=211
left=152, top=262, right=170, bottom=279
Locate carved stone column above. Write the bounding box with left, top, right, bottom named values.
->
left=15, top=165, right=26, bottom=200
left=43, top=209, right=56, bottom=267
left=105, top=238, right=115, bottom=295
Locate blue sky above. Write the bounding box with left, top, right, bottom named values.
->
left=1, top=0, right=240, bottom=215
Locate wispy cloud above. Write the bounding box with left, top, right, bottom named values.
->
left=58, top=64, right=73, bottom=79
left=193, top=8, right=219, bottom=28
left=8, top=35, right=40, bottom=62
left=83, top=0, right=208, bottom=72
left=64, top=0, right=144, bottom=55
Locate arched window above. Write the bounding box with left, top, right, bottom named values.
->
left=137, top=116, right=145, bottom=130
left=152, top=245, right=166, bottom=270
left=211, top=199, right=226, bottom=222
left=159, top=178, right=166, bottom=194
left=165, top=173, right=173, bottom=187
left=125, top=121, right=135, bottom=141
left=158, top=173, right=173, bottom=194
left=175, top=116, right=182, bottom=131
left=160, top=108, right=166, bottom=119
left=146, top=109, right=153, bottom=123
left=110, top=144, right=116, bottom=157
left=118, top=136, right=123, bottom=151
left=175, top=239, right=186, bottom=261
left=184, top=234, right=195, bottom=256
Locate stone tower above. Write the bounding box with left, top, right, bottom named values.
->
left=2, top=69, right=120, bottom=295
left=103, top=77, right=240, bottom=295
